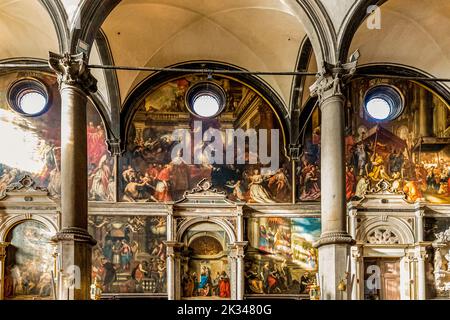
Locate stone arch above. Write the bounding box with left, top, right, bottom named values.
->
left=176, top=217, right=236, bottom=245
left=356, top=216, right=415, bottom=245
left=0, top=214, right=58, bottom=242
left=337, top=0, right=384, bottom=63
left=39, top=0, right=70, bottom=53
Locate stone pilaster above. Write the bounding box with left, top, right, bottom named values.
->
left=350, top=244, right=363, bottom=300
left=229, top=241, right=247, bottom=300
left=415, top=209, right=425, bottom=243
left=0, top=242, right=9, bottom=300
left=310, top=59, right=357, bottom=300
left=49, top=52, right=97, bottom=300
left=165, top=241, right=182, bottom=300
left=415, top=247, right=427, bottom=300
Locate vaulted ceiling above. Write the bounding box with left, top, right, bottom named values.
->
left=350, top=0, right=450, bottom=86
left=100, top=0, right=308, bottom=110
left=0, top=0, right=58, bottom=60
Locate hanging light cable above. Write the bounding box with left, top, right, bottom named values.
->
left=0, top=63, right=449, bottom=81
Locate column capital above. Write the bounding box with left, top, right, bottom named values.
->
left=309, top=56, right=358, bottom=104
left=49, top=52, right=97, bottom=93
left=288, top=144, right=301, bottom=161
left=164, top=241, right=183, bottom=259
left=229, top=241, right=248, bottom=259
left=106, top=137, right=122, bottom=156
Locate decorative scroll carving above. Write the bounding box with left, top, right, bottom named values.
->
left=188, top=179, right=224, bottom=195
left=367, top=228, right=400, bottom=244
left=48, top=52, right=97, bottom=93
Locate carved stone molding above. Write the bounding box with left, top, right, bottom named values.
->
left=52, top=227, right=96, bottom=245
left=313, top=231, right=355, bottom=248
left=48, top=52, right=97, bottom=93
left=367, top=228, right=400, bottom=245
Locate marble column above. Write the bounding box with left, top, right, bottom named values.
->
left=0, top=242, right=9, bottom=300
left=49, top=52, right=97, bottom=300
left=310, top=62, right=357, bottom=300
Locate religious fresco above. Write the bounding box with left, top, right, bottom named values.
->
left=88, top=215, right=167, bottom=294
left=87, top=107, right=115, bottom=202
left=244, top=217, right=320, bottom=295
left=0, top=72, right=114, bottom=201
left=181, top=223, right=231, bottom=299
left=299, top=78, right=450, bottom=204
left=0, top=73, right=61, bottom=197
left=119, top=75, right=292, bottom=203
left=4, top=221, right=55, bottom=300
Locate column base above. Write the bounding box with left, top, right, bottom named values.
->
left=313, top=231, right=355, bottom=248
left=52, top=227, right=96, bottom=300
left=314, top=231, right=355, bottom=300
left=317, top=243, right=353, bottom=300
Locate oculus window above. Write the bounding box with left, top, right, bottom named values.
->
left=364, top=85, right=404, bottom=122
left=7, top=78, right=49, bottom=117
left=185, top=81, right=226, bottom=118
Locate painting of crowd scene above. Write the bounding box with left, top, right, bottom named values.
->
left=181, top=224, right=231, bottom=299
left=299, top=79, right=450, bottom=204
left=0, top=72, right=114, bottom=201
left=89, top=215, right=167, bottom=294
left=4, top=221, right=55, bottom=300
left=119, top=75, right=292, bottom=203
left=244, top=217, right=320, bottom=295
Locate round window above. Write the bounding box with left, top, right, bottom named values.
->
left=364, top=85, right=404, bottom=122
left=185, top=81, right=226, bottom=118
left=7, top=78, right=50, bottom=117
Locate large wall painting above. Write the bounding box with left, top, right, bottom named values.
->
left=181, top=223, right=231, bottom=299
left=89, top=215, right=167, bottom=294
left=245, top=217, right=320, bottom=295
left=0, top=72, right=114, bottom=201
left=119, top=75, right=292, bottom=203
left=0, top=73, right=61, bottom=197
left=299, top=78, right=450, bottom=204
left=4, top=221, right=55, bottom=299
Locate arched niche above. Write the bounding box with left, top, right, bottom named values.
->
left=178, top=221, right=232, bottom=300
left=2, top=219, right=57, bottom=300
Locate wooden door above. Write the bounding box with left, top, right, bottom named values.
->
left=380, top=259, right=400, bottom=300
